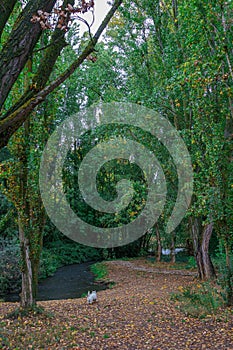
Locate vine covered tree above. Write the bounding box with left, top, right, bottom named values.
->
left=0, top=0, right=123, bottom=309
left=86, top=0, right=233, bottom=283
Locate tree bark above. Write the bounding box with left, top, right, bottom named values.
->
left=13, top=90, right=45, bottom=308
left=17, top=122, right=45, bottom=308
left=155, top=223, right=162, bottom=262
left=0, top=0, right=57, bottom=109
left=19, top=216, right=44, bottom=308
left=0, top=0, right=17, bottom=38
left=196, top=222, right=216, bottom=279
left=1, top=0, right=74, bottom=125
left=170, top=231, right=176, bottom=264
left=191, top=218, right=216, bottom=279
left=0, top=0, right=123, bottom=149
left=19, top=217, right=34, bottom=307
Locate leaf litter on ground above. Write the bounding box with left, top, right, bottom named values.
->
left=0, top=258, right=233, bottom=349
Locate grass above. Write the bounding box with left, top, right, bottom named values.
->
left=145, top=258, right=195, bottom=271
left=171, top=281, right=224, bottom=318
left=90, top=262, right=108, bottom=280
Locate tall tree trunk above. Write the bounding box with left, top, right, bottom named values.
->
left=190, top=218, right=216, bottom=279
left=0, top=0, right=57, bottom=108
left=17, top=114, right=45, bottom=308
left=170, top=231, right=176, bottom=264
left=19, top=217, right=44, bottom=308
left=19, top=218, right=34, bottom=308
left=225, top=243, right=231, bottom=270
left=0, top=0, right=17, bottom=38
left=155, top=223, right=162, bottom=262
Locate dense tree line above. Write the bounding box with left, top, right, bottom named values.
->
left=0, top=0, right=122, bottom=308
left=0, top=0, right=232, bottom=309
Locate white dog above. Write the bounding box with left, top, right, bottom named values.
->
left=87, top=291, right=97, bottom=304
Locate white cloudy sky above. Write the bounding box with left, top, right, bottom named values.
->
left=79, top=0, right=111, bottom=35
left=93, top=0, right=111, bottom=31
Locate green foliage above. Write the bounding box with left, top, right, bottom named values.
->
left=39, top=249, right=62, bottom=280
left=185, top=256, right=197, bottom=270
left=44, top=237, right=102, bottom=266
left=215, top=245, right=233, bottom=306
left=0, top=191, right=17, bottom=239
left=90, top=262, right=108, bottom=280
left=171, top=282, right=224, bottom=318
left=0, top=239, right=21, bottom=296
left=218, top=263, right=233, bottom=306
left=103, top=333, right=110, bottom=339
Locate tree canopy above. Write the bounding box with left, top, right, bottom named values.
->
left=0, top=0, right=122, bottom=148
left=0, top=0, right=233, bottom=310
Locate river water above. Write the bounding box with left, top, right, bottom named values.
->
left=4, top=262, right=107, bottom=302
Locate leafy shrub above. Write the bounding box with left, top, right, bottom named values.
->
left=214, top=245, right=233, bottom=306
left=0, top=192, right=18, bottom=239
left=0, top=239, right=21, bottom=295
left=185, top=256, right=197, bottom=269
left=90, top=262, right=108, bottom=280
left=39, top=249, right=61, bottom=280
left=44, top=239, right=102, bottom=266
left=218, top=265, right=233, bottom=306
left=216, top=256, right=233, bottom=306
left=171, top=282, right=224, bottom=318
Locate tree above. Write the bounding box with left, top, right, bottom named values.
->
left=0, top=0, right=123, bottom=309
left=89, top=0, right=233, bottom=282
left=0, top=0, right=123, bottom=148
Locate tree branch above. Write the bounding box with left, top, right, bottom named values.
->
left=0, top=0, right=123, bottom=149
left=0, top=0, right=75, bottom=123
left=0, top=0, right=18, bottom=39
left=0, top=0, right=57, bottom=109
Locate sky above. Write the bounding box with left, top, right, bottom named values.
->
left=79, top=0, right=111, bottom=35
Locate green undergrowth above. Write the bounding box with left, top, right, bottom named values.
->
left=147, top=252, right=197, bottom=270
left=171, top=281, right=225, bottom=319
left=90, top=262, right=108, bottom=281
left=6, top=304, right=54, bottom=319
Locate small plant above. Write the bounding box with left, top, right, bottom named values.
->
left=0, top=239, right=21, bottom=296
left=171, top=282, right=224, bottom=318
left=90, top=262, right=108, bottom=280
left=108, top=281, right=116, bottom=288
left=103, top=333, right=110, bottom=339
left=6, top=304, right=53, bottom=319
left=215, top=246, right=233, bottom=306
left=185, top=256, right=197, bottom=269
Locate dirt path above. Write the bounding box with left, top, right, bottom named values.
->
left=108, top=259, right=197, bottom=276
left=0, top=259, right=232, bottom=350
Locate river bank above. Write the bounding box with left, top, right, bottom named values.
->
left=4, top=261, right=108, bottom=302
